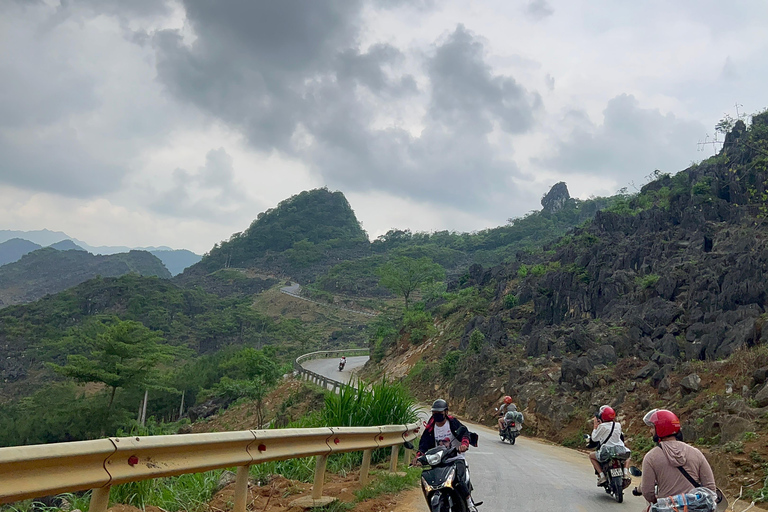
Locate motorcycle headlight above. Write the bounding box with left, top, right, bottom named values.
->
left=426, top=452, right=443, bottom=466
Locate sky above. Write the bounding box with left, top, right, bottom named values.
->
left=1, top=0, right=767, bottom=254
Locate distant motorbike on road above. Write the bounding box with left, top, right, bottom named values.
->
left=499, top=421, right=520, bottom=445
left=338, top=359, right=346, bottom=371
left=413, top=445, right=474, bottom=512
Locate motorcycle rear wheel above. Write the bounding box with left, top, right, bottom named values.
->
left=611, top=476, right=624, bottom=503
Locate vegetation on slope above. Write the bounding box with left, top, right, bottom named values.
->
left=0, top=248, right=171, bottom=308
left=365, top=109, right=768, bottom=502
left=196, top=188, right=369, bottom=277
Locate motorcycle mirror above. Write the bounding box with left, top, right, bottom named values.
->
left=628, top=466, right=642, bottom=477
left=403, top=441, right=415, bottom=450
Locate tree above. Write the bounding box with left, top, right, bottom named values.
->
left=50, top=320, right=176, bottom=410
left=377, top=256, right=445, bottom=309
left=214, top=347, right=281, bottom=426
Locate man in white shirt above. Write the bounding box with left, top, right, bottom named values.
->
left=588, top=405, right=631, bottom=485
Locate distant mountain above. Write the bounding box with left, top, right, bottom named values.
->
left=0, top=229, right=72, bottom=247
left=0, top=239, right=42, bottom=266
left=48, top=239, right=85, bottom=251
left=0, top=248, right=171, bottom=308
left=0, top=230, right=201, bottom=273
left=150, top=249, right=202, bottom=276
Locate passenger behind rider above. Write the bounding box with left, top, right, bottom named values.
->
left=588, top=405, right=631, bottom=485
left=502, top=404, right=524, bottom=432
left=640, top=409, right=716, bottom=507
left=415, top=399, right=479, bottom=512
left=496, top=395, right=515, bottom=432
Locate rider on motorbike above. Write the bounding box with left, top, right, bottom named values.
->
left=339, top=356, right=346, bottom=369
left=496, top=396, right=515, bottom=432
left=415, top=399, right=478, bottom=512
left=588, top=405, right=631, bottom=485
left=640, top=409, right=717, bottom=506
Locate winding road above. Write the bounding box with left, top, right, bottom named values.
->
left=304, top=355, right=650, bottom=511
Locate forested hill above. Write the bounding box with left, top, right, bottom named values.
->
left=0, top=248, right=171, bottom=308
left=179, top=185, right=621, bottom=297
left=188, top=188, right=369, bottom=280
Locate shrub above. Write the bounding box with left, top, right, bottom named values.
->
left=402, top=305, right=436, bottom=344
left=503, top=293, right=518, bottom=309
left=468, top=329, right=485, bottom=353
left=635, top=274, right=660, bottom=289
left=440, top=350, right=462, bottom=379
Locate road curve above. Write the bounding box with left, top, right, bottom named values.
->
left=301, top=355, right=369, bottom=387
left=305, top=357, right=646, bottom=511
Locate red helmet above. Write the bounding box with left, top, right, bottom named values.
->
left=503, top=396, right=513, bottom=404
left=643, top=409, right=681, bottom=438
left=599, top=405, right=616, bottom=422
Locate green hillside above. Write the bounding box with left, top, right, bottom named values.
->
left=0, top=248, right=171, bottom=308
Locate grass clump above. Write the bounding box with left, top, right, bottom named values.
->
left=355, top=467, right=421, bottom=501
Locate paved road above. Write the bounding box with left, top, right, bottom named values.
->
left=305, top=357, right=646, bottom=511
left=302, top=355, right=369, bottom=388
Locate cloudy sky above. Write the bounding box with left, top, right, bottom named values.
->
left=2, top=0, right=767, bottom=253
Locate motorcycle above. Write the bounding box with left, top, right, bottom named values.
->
left=499, top=420, right=520, bottom=445
left=338, top=360, right=346, bottom=371
left=599, top=452, right=630, bottom=503
left=585, top=436, right=630, bottom=503
left=413, top=445, right=477, bottom=512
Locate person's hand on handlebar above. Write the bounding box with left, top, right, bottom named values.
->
left=411, top=458, right=422, bottom=467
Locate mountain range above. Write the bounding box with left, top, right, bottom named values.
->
left=0, top=231, right=201, bottom=276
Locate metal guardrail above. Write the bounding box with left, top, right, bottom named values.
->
left=0, top=347, right=417, bottom=510
left=294, top=348, right=370, bottom=392
left=0, top=423, right=420, bottom=509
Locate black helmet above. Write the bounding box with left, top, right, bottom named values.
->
left=431, top=399, right=448, bottom=412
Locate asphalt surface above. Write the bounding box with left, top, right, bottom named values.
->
left=301, top=355, right=368, bottom=388
left=305, top=356, right=647, bottom=511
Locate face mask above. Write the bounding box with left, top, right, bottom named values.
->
left=433, top=412, right=445, bottom=422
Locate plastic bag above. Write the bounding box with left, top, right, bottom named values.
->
left=650, top=487, right=717, bottom=512
left=597, top=444, right=631, bottom=462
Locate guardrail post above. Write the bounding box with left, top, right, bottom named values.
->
left=389, top=445, right=399, bottom=473
left=233, top=465, right=250, bottom=512
left=359, top=448, right=373, bottom=486
left=312, top=454, right=328, bottom=500
left=89, top=486, right=110, bottom=512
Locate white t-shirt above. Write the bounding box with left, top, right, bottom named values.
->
left=591, top=421, right=624, bottom=448
left=434, top=421, right=465, bottom=461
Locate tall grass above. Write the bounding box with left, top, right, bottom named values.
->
left=109, top=471, right=222, bottom=512
left=323, top=379, right=418, bottom=427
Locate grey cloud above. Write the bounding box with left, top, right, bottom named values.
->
left=0, top=0, right=196, bottom=198
left=336, top=44, right=418, bottom=96
left=525, top=0, right=554, bottom=21
left=151, top=148, right=247, bottom=220
left=153, top=0, right=364, bottom=151
left=305, top=25, right=541, bottom=209
left=537, top=94, right=705, bottom=186
left=428, top=25, right=540, bottom=134
left=0, top=129, right=126, bottom=197
left=153, top=7, right=541, bottom=211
